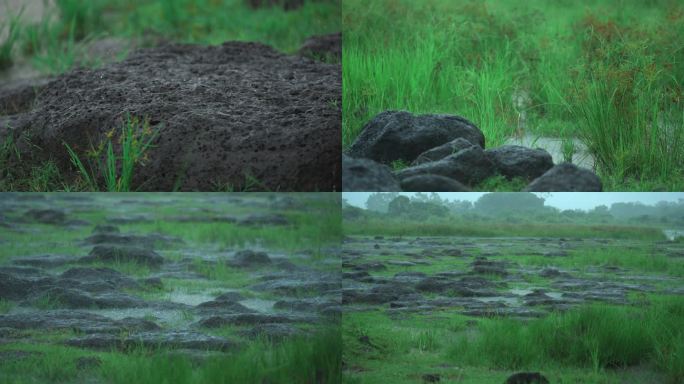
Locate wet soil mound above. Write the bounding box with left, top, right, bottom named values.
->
left=1, top=42, right=341, bottom=191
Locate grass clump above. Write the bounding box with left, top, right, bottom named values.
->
left=0, top=10, right=22, bottom=70
left=448, top=297, right=684, bottom=383
left=0, top=298, right=14, bottom=314
left=65, top=115, right=159, bottom=192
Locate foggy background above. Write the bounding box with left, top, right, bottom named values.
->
left=343, top=193, right=684, bottom=211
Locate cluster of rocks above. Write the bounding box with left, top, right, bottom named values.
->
left=343, top=111, right=603, bottom=191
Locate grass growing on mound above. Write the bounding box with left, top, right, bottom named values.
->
left=342, top=0, right=684, bottom=190
left=64, top=115, right=158, bottom=192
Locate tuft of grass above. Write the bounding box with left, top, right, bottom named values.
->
left=55, top=0, right=103, bottom=40
left=0, top=10, right=22, bottom=71
left=0, top=298, right=15, bottom=314
left=474, top=174, right=530, bottom=192
left=192, top=259, right=252, bottom=288
left=64, top=115, right=159, bottom=192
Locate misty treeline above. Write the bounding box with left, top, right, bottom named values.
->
left=343, top=193, right=684, bottom=227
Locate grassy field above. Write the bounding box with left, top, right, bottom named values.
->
left=343, top=298, right=684, bottom=384
left=342, top=0, right=684, bottom=191
left=0, top=193, right=342, bottom=383
left=342, top=217, right=667, bottom=240
left=342, top=225, right=684, bottom=383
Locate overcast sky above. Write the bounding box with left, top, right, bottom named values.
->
left=342, top=193, right=684, bottom=211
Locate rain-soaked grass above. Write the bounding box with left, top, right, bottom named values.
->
left=1, top=193, right=341, bottom=383
left=343, top=0, right=684, bottom=191
left=1, top=0, right=339, bottom=74
left=447, top=297, right=684, bottom=383
left=0, top=327, right=341, bottom=384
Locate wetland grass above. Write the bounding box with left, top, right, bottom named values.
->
left=343, top=0, right=684, bottom=190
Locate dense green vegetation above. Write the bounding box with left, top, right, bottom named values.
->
left=0, top=328, right=341, bottom=384
left=344, top=192, right=682, bottom=239
left=344, top=297, right=684, bottom=383
left=342, top=0, right=684, bottom=190
left=1, top=0, right=339, bottom=74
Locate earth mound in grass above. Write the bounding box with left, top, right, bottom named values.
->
left=0, top=42, right=341, bottom=191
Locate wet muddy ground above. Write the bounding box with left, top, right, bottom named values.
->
left=0, top=193, right=340, bottom=382
left=342, top=235, right=684, bottom=383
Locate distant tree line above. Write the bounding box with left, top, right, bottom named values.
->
left=342, top=193, right=684, bottom=227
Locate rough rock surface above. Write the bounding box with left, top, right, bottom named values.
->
left=232, top=250, right=272, bottom=267
left=0, top=311, right=159, bottom=333
left=347, top=111, right=485, bottom=164
left=400, top=174, right=471, bottom=192
left=411, top=137, right=475, bottom=165
left=485, top=145, right=554, bottom=181
left=0, top=78, right=52, bottom=115
left=523, top=163, right=602, bottom=192
left=395, top=146, right=495, bottom=186
left=80, top=245, right=164, bottom=266
left=1, top=42, right=341, bottom=191
left=342, top=154, right=401, bottom=191
left=65, top=331, right=235, bottom=352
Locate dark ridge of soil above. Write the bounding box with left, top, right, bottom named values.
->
left=1, top=41, right=341, bottom=191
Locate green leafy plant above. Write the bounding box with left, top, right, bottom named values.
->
left=64, top=115, right=159, bottom=192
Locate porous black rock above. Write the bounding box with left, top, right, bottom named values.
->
left=2, top=42, right=340, bottom=191
left=396, top=146, right=495, bottom=186
left=347, top=111, right=485, bottom=164
left=485, top=145, right=554, bottom=181
left=400, top=174, right=471, bottom=192
left=523, top=163, right=602, bottom=192
left=342, top=154, right=401, bottom=191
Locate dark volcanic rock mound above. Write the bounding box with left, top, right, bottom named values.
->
left=342, top=154, right=401, bottom=191
left=400, top=174, right=471, bottom=192
left=347, top=111, right=485, bottom=164
left=485, top=145, right=554, bottom=181
left=396, top=146, right=495, bottom=186
left=81, top=245, right=164, bottom=266
left=523, top=163, right=602, bottom=192
left=3, top=42, right=341, bottom=191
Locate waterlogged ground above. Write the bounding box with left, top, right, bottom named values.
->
left=342, top=235, right=684, bottom=383
left=0, top=193, right=341, bottom=383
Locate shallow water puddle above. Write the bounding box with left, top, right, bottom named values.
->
left=239, top=299, right=277, bottom=313
left=475, top=296, right=520, bottom=306
left=505, top=134, right=595, bottom=169
left=166, top=292, right=216, bottom=306
left=663, top=229, right=684, bottom=241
